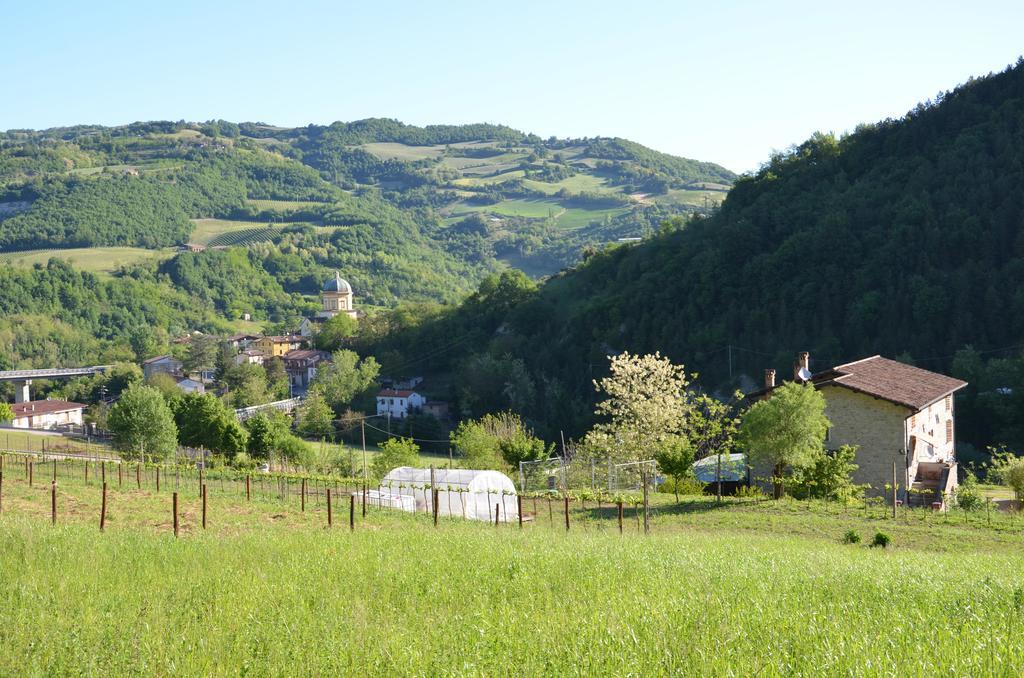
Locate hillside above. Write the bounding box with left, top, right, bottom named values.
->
left=361, top=59, right=1024, bottom=452
left=0, top=118, right=734, bottom=283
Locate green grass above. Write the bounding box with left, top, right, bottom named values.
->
left=656, top=188, right=728, bottom=207
left=359, top=142, right=446, bottom=161
left=2, top=469, right=1024, bottom=673
left=0, top=431, right=112, bottom=456
left=522, top=174, right=617, bottom=195
left=0, top=247, right=175, bottom=274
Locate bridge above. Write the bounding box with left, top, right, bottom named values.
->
left=234, top=397, right=304, bottom=422
left=0, top=366, right=113, bottom=403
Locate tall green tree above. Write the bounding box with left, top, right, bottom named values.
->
left=107, top=384, right=178, bottom=461
left=295, top=390, right=335, bottom=439
left=173, top=393, right=248, bottom=458
left=654, top=436, right=695, bottom=502
left=315, top=314, right=358, bottom=352
left=311, top=350, right=380, bottom=412
left=737, top=382, right=831, bottom=499
left=0, top=402, right=14, bottom=425
left=372, top=437, right=420, bottom=480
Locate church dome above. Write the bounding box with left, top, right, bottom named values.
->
left=322, top=272, right=352, bottom=294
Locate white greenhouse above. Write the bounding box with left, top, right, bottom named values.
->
left=378, top=467, right=519, bottom=522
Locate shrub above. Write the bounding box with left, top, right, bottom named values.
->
left=841, top=529, right=861, bottom=545
left=657, top=473, right=706, bottom=497
left=871, top=532, right=891, bottom=549
left=954, top=472, right=985, bottom=512
left=735, top=484, right=766, bottom=500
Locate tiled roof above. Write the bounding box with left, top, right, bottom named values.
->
left=283, top=349, right=329, bottom=361
left=378, top=389, right=417, bottom=398
left=12, top=400, right=87, bottom=416
left=817, top=356, right=967, bottom=411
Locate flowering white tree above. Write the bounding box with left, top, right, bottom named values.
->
left=582, top=351, right=694, bottom=464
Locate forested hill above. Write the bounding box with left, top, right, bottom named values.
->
left=364, top=59, right=1024, bottom=452
left=0, top=118, right=735, bottom=280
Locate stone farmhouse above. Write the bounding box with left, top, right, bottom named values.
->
left=754, top=353, right=967, bottom=505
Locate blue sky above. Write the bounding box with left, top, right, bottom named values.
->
left=2, top=0, right=1022, bottom=172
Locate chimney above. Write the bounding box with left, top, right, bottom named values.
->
left=793, top=352, right=810, bottom=382
left=764, top=369, right=776, bottom=389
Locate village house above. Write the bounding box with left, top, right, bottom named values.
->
left=141, top=355, right=183, bottom=380
left=10, top=399, right=86, bottom=430
left=225, top=333, right=261, bottom=350
left=283, top=349, right=331, bottom=392
left=376, top=389, right=426, bottom=419
left=234, top=348, right=266, bottom=366
left=252, top=335, right=304, bottom=358
left=753, top=353, right=967, bottom=505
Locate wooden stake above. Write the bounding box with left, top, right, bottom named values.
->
left=349, top=493, right=355, bottom=530
left=52, top=459, right=56, bottom=482
left=617, top=501, right=624, bottom=534
left=362, top=483, right=367, bottom=517
left=202, top=484, right=208, bottom=529
left=102, top=462, right=106, bottom=484
left=156, top=467, right=160, bottom=492
left=118, top=463, right=123, bottom=488
left=246, top=475, right=251, bottom=501
left=564, top=495, right=570, bottom=531
left=642, top=469, right=650, bottom=535
left=29, top=460, right=33, bottom=487
left=301, top=478, right=306, bottom=512
left=517, top=495, right=523, bottom=528
left=430, top=466, right=438, bottom=527
left=136, top=464, right=141, bottom=490
left=892, top=461, right=898, bottom=520
left=51, top=481, right=57, bottom=525
left=495, top=502, right=500, bottom=526
left=327, top=488, right=333, bottom=527
left=173, top=492, right=179, bottom=537
left=85, top=460, right=89, bottom=484
left=100, top=482, right=107, bottom=531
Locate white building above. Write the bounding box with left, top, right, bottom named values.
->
left=376, top=389, right=426, bottom=419
left=10, top=400, right=86, bottom=430
left=234, top=348, right=266, bottom=366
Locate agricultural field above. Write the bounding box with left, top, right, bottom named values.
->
left=0, top=463, right=1023, bottom=673
left=657, top=187, right=729, bottom=208
left=247, top=198, right=329, bottom=212
left=189, top=219, right=285, bottom=246
left=450, top=198, right=631, bottom=231
left=0, top=246, right=175, bottom=275
left=359, top=142, right=447, bottom=161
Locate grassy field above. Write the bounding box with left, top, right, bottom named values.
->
left=1, top=464, right=1024, bottom=673
left=359, top=142, right=446, bottom=161
left=0, top=430, right=112, bottom=455
left=0, top=247, right=175, bottom=274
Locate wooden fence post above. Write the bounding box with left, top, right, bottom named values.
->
left=495, top=503, right=500, bottom=526
left=29, top=460, right=33, bottom=487
left=118, top=463, right=122, bottom=488
left=430, top=466, right=438, bottom=527
left=301, top=478, right=306, bottom=512
left=517, top=495, right=523, bottom=528
left=51, top=481, right=57, bottom=525
left=198, top=469, right=203, bottom=498
left=642, top=469, right=650, bottom=535
left=246, top=475, right=251, bottom=501
left=173, top=492, right=179, bottom=537
left=52, top=459, right=56, bottom=482
left=892, top=461, right=898, bottom=520
left=327, top=488, right=333, bottom=527
left=617, top=501, right=624, bottom=534
left=349, top=493, right=355, bottom=531
left=156, top=467, right=160, bottom=492
left=136, top=464, right=141, bottom=490
left=100, top=482, right=107, bottom=531
left=85, top=460, right=89, bottom=484
left=202, top=484, right=208, bottom=530
left=102, top=461, right=106, bottom=484
left=564, top=495, right=570, bottom=531
left=362, top=483, right=367, bottom=518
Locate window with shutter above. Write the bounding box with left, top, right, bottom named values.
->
left=946, top=420, right=953, bottom=444
left=945, top=395, right=952, bottom=411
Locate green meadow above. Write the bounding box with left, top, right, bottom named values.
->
left=1, top=459, right=1024, bottom=674
left=0, top=247, right=175, bottom=275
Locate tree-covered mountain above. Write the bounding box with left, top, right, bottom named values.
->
left=360, top=59, right=1024, bottom=453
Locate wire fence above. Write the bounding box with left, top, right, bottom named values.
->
left=1, top=450, right=1021, bottom=538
